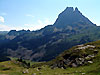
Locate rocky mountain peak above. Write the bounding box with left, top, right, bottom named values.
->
left=75, top=7, right=79, bottom=11
left=54, top=7, right=95, bottom=28
left=65, top=7, right=74, bottom=12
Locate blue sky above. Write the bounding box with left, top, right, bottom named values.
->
left=0, top=0, right=100, bottom=31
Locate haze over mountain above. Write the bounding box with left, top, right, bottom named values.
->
left=0, top=7, right=100, bottom=62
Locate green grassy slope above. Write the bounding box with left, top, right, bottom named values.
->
left=1, top=40, right=100, bottom=75
left=0, top=60, right=100, bottom=75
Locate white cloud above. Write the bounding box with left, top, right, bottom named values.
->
left=36, top=18, right=53, bottom=29
left=0, top=24, right=14, bottom=31
left=26, top=14, right=34, bottom=18
left=1, top=13, right=7, bottom=16
left=0, top=16, right=4, bottom=23
left=0, top=18, right=54, bottom=31
left=24, top=18, right=53, bottom=30
left=0, top=24, right=33, bottom=31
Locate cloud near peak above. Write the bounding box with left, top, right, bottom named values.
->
left=26, top=14, right=34, bottom=18
left=0, top=24, right=14, bottom=31
left=0, top=18, right=54, bottom=31
left=1, top=13, right=7, bottom=16
left=24, top=18, right=53, bottom=30
left=0, top=16, right=4, bottom=23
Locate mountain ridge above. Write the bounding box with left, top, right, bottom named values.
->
left=0, top=7, right=100, bottom=62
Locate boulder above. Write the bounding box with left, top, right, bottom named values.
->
left=37, top=67, right=42, bottom=70
left=22, top=69, right=29, bottom=74
left=88, top=61, right=93, bottom=64
left=94, top=50, right=98, bottom=54
left=71, top=63, right=77, bottom=67
left=32, top=73, right=36, bottom=75
left=82, top=73, right=86, bottom=75
left=75, top=58, right=84, bottom=66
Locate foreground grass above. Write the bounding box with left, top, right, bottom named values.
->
left=1, top=41, right=100, bottom=75
left=0, top=60, right=100, bottom=75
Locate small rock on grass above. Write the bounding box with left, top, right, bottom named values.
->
left=32, top=73, right=36, bottom=75
left=88, top=61, right=93, bottom=64
left=82, top=73, right=86, bottom=75
left=22, top=69, right=29, bottom=74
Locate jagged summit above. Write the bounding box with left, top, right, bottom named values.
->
left=54, top=7, right=95, bottom=28
left=65, top=7, right=74, bottom=12
left=75, top=7, right=79, bottom=11
left=64, top=7, right=79, bottom=12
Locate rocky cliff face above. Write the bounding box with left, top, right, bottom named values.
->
left=50, top=42, right=99, bottom=69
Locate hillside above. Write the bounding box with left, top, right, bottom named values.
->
left=50, top=40, right=100, bottom=69
left=1, top=40, right=100, bottom=75
left=1, top=7, right=100, bottom=61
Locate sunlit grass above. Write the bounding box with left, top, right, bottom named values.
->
left=1, top=40, right=100, bottom=75
left=0, top=60, right=100, bottom=75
